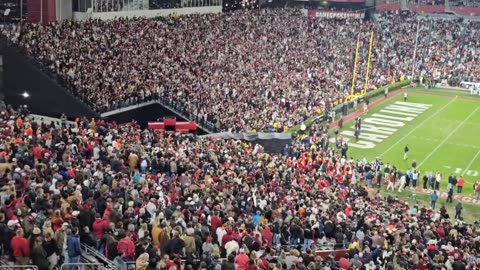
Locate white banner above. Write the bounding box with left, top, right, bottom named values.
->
left=314, top=11, right=365, bottom=19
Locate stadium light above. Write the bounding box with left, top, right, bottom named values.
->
left=21, top=91, right=29, bottom=98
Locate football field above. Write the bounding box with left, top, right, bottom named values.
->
left=341, top=89, right=480, bottom=195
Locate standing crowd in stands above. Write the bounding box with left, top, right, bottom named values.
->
left=1, top=10, right=478, bottom=133
left=0, top=8, right=479, bottom=270
left=0, top=101, right=478, bottom=270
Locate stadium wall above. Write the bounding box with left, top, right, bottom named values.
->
left=0, top=39, right=100, bottom=120
left=73, top=6, right=221, bottom=20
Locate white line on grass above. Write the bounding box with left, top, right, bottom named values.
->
left=462, top=149, right=480, bottom=176
left=418, top=106, right=480, bottom=168
left=410, top=136, right=480, bottom=149
left=378, top=99, right=456, bottom=159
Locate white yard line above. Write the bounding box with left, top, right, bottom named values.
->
left=418, top=106, right=480, bottom=168
left=410, top=136, right=480, bottom=149
left=462, top=149, right=480, bottom=176
left=379, top=99, right=456, bottom=158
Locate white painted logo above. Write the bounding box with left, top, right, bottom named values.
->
left=331, top=101, right=432, bottom=149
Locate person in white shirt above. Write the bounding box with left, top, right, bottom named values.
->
left=398, top=174, right=406, bottom=192
left=225, top=240, right=239, bottom=257
left=216, top=226, right=226, bottom=246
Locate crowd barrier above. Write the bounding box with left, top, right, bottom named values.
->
left=0, top=266, right=38, bottom=270
left=81, top=244, right=114, bottom=267
left=59, top=263, right=101, bottom=270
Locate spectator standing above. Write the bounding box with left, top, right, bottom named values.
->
left=135, top=252, right=149, bottom=270
left=92, top=213, right=108, bottom=253
left=55, top=223, right=68, bottom=264
left=235, top=248, right=250, bottom=270
left=117, top=230, right=136, bottom=261
left=11, top=228, right=30, bottom=265
left=67, top=227, right=81, bottom=270
left=42, top=232, right=60, bottom=269
left=31, top=236, right=49, bottom=270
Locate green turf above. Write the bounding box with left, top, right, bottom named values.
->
left=341, top=89, right=480, bottom=195
left=379, top=188, right=480, bottom=223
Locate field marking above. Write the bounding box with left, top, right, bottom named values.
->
left=378, top=99, right=456, bottom=159
left=418, top=106, right=480, bottom=168
left=462, top=150, right=480, bottom=176
left=410, top=136, right=480, bottom=149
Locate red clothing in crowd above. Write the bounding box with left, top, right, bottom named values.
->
left=32, top=146, right=42, bottom=160
left=117, top=236, right=135, bottom=259
left=103, top=204, right=113, bottom=220
left=210, top=215, right=222, bottom=232
left=458, top=178, right=465, bottom=187
left=222, top=230, right=236, bottom=247
left=345, top=205, right=352, bottom=217
left=262, top=226, right=273, bottom=248
left=92, top=218, right=109, bottom=239
left=235, top=253, right=250, bottom=270
left=11, top=236, right=30, bottom=258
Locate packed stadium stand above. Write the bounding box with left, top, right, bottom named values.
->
left=0, top=0, right=479, bottom=270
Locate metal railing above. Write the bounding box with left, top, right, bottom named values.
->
left=80, top=244, right=114, bottom=268
left=59, top=263, right=101, bottom=270
left=0, top=266, right=39, bottom=270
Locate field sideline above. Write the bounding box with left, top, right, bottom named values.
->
left=333, top=88, right=480, bottom=198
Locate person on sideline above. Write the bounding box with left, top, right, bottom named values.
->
left=457, top=176, right=465, bottom=193
left=431, top=191, right=439, bottom=209
left=404, top=144, right=409, bottom=161
left=455, top=203, right=463, bottom=220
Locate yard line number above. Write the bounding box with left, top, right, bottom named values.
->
left=452, top=167, right=479, bottom=177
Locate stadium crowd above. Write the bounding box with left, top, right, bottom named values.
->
left=0, top=9, right=479, bottom=270
left=0, top=9, right=412, bottom=132
left=378, top=11, right=480, bottom=86
left=0, top=102, right=478, bottom=270
left=1, top=11, right=478, bottom=132
left=1, top=11, right=479, bottom=133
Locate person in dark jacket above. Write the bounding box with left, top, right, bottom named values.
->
left=42, top=232, right=60, bottom=269
left=221, top=254, right=236, bottom=270
left=31, top=236, right=49, bottom=270
left=165, top=232, right=184, bottom=256
left=67, top=227, right=82, bottom=270
left=80, top=226, right=96, bottom=248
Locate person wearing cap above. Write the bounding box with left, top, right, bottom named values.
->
left=11, top=227, right=30, bottom=265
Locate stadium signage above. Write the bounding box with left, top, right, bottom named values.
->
left=310, top=11, right=365, bottom=19
left=331, top=101, right=432, bottom=149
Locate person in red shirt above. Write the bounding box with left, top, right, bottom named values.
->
left=235, top=248, right=250, bottom=270
left=92, top=213, right=109, bottom=252
left=457, top=176, right=465, bottom=193
left=210, top=211, right=222, bottom=233
left=117, top=230, right=136, bottom=261
left=32, top=144, right=43, bottom=161
left=11, top=228, right=30, bottom=265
